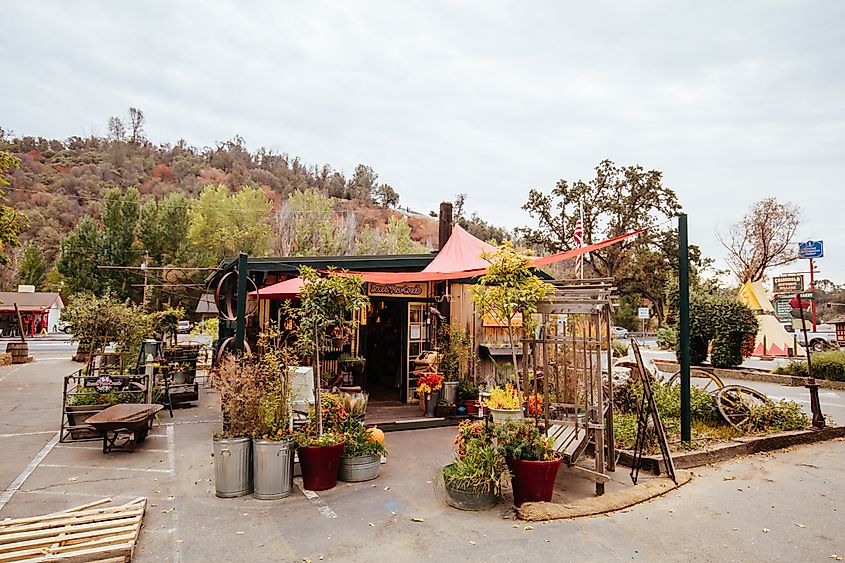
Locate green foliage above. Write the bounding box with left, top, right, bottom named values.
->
left=355, top=216, right=426, bottom=255
left=62, top=293, right=154, bottom=365
left=148, top=306, right=185, bottom=344
left=437, top=323, right=475, bottom=381
left=804, top=351, right=845, bottom=381
left=70, top=390, right=144, bottom=406
left=186, top=183, right=272, bottom=267
left=444, top=421, right=505, bottom=494
left=457, top=378, right=479, bottom=401
left=772, top=360, right=808, bottom=376
left=137, top=192, right=190, bottom=266
left=0, top=150, right=27, bottom=266
left=471, top=241, right=552, bottom=390
left=612, top=340, right=630, bottom=358
left=656, top=325, right=676, bottom=350
left=295, top=267, right=369, bottom=360
left=16, top=241, right=47, bottom=288
left=276, top=189, right=347, bottom=256
left=494, top=419, right=556, bottom=461
left=339, top=417, right=388, bottom=458
left=671, top=293, right=758, bottom=368
left=56, top=216, right=105, bottom=295
left=746, top=399, right=809, bottom=432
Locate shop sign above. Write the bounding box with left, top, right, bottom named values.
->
left=368, top=282, right=428, bottom=299
left=774, top=299, right=792, bottom=320
left=772, top=274, right=804, bottom=295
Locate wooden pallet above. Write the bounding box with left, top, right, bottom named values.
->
left=0, top=497, right=146, bottom=562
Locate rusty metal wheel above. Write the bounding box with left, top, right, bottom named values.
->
left=716, top=385, right=768, bottom=429
left=667, top=368, right=725, bottom=396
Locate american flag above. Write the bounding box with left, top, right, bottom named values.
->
left=573, top=205, right=584, bottom=279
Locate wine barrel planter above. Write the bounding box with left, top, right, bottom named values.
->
left=5, top=342, right=29, bottom=364
left=442, top=465, right=499, bottom=511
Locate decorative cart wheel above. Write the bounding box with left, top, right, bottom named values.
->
left=715, top=385, right=768, bottom=429
left=667, top=368, right=725, bottom=396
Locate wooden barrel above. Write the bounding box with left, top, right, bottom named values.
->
left=5, top=342, right=29, bottom=364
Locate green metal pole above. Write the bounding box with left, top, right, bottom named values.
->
left=678, top=214, right=691, bottom=443
left=235, top=252, right=248, bottom=352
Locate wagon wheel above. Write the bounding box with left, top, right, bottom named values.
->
left=716, top=385, right=768, bottom=429
left=667, top=368, right=725, bottom=396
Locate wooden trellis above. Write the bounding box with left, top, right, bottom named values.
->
left=522, top=278, right=616, bottom=495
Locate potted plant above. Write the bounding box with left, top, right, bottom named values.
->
left=338, top=418, right=387, bottom=482
left=417, top=372, right=444, bottom=417
left=441, top=421, right=506, bottom=511
left=293, top=392, right=348, bottom=491
left=252, top=329, right=296, bottom=500
left=338, top=353, right=366, bottom=385
left=484, top=384, right=524, bottom=423
left=170, top=362, right=191, bottom=385
left=458, top=379, right=480, bottom=416
left=211, top=355, right=265, bottom=498
left=495, top=419, right=561, bottom=507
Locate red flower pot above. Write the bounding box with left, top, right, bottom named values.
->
left=463, top=400, right=479, bottom=416
left=298, top=442, right=345, bottom=491
left=507, top=457, right=562, bottom=507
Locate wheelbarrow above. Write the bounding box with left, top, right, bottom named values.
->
left=84, top=403, right=164, bottom=454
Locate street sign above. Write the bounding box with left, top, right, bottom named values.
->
left=798, top=240, right=824, bottom=259
left=773, top=274, right=804, bottom=295
left=774, top=299, right=792, bottom=320
left=799, top=291, right=814, bottom=300
left=637, top=307, right=650, bottom=319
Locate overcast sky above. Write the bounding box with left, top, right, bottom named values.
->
left=3, top=1, right=844, bottom=284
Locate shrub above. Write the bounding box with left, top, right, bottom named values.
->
left=772, top=361, right=808, bottom=376
left=710, top=334, right=744, bottom=368
left=656, top=325, right=676, bottom=350
left=810, top=350, right=845, bottom=381
left=612, top=340, right=630, bottom=358
left=747, top=400, right=809, bottom=432
left=672, top=293, right=758, bottom=367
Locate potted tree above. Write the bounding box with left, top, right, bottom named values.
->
left=441, top=420, right=506, bottom=511
left=252, top=328, right=296, bottom=500
left=495, top=419, right=561, bottom=507
left=484, top=384, right=524, bottom=423
left=338, top=418, right=387, bottom=482
left=471, top=241, right=552, bottom=396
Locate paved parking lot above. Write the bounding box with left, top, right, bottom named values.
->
left=2, top=357, right=845, bottom=562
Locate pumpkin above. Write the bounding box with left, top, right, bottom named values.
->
left=365, top=426, right=385, bottom=444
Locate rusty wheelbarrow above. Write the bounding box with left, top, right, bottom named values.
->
left=84, top=403, right=164, bottom=454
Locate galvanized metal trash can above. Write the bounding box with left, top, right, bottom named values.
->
left=442, top=381, right=458, bottom=405
left=213, top=436, right=253, bottom=498
left=253, top=439, right=295, bottom=500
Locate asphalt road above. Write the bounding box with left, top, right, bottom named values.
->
left=2, top=356, right=845, bottom=561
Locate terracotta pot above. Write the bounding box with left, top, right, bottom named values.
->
left=507, top=456, right=562, bottom=507
left=298, top=442, right=345, bottom=491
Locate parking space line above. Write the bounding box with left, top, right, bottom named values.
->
left=166, top=424, right=182, bottom=563
left=54, top=444, right=170, bottom=453
left=0, top=432, right=59, bottom=511
left=39, top=463, right=171, bottom=473
left=0, top=430, right=56, bottom=438
left=294, top=478, right=337, bottom=519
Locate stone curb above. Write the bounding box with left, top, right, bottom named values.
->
left=517, top=470, right=694, bottom=521
left=616, top=425, right=845, bottom=475
left=653, top=360, right=845, bottom=391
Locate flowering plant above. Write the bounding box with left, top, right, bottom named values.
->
left=527, top=393, right=543, bottom=417
left=292, top=429, right=345, bottom=448
left=484, top=384, right=522, bottom=410
left=494, top=419, right=556, bottom=461
left=417, top=372, right=443, bottom=397
left=454, top=420, right=492, bottom=459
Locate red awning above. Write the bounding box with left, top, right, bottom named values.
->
left=251, top=277, right=305, bottom=299
left=421, top=225, right=496, bottom=273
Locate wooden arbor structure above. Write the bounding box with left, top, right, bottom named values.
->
left=522, top=279, right=616, bottom=495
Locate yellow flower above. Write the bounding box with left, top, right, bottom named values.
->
left=484, top=384, right=522, bottom=409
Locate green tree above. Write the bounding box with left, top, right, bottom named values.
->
left=471, top=241, right=553, bottom=394
left=100, top=188, right=141, bottom=295
left=16, top=241, right=47, bottom=288
left=56, top=216, right=105, bottom=295
left=374, top=183, right=400, bottom=208
left=186, top=184, right=272, bottom=267
left=0, top=151, right=28, bottom=265
left=346, top=164, right=377, bottom=203
left=275, top=189, right=346, bottom=256
left=138, top=192, right=190, bottom=265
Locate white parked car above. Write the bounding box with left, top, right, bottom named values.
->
left=612, top=326, right=630, bottom=339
